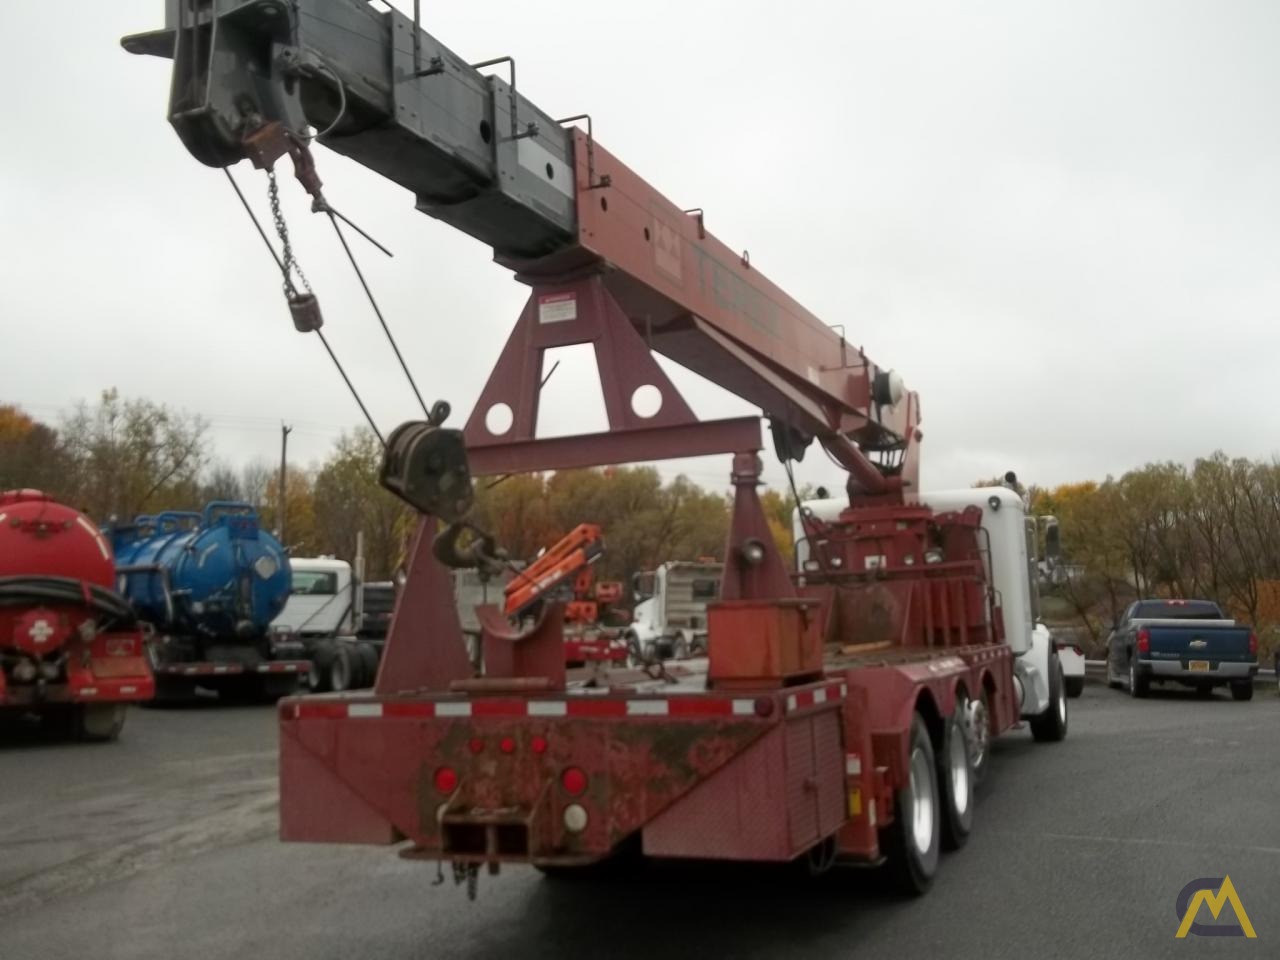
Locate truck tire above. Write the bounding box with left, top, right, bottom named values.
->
left=879, top=714, right=940, bottom=896
left=1031, top=654, right=1068, bottom=742
left=75, top=703, right=127, bottom=742
left=1230, top=680, right=1254, bottom=702
left=355, top=642, right=380, bottom=689
left=330, top=645, right=355, bottom=692
left=1128, top=657, right=1149, bottom=699
left=308, top=642, right=336, bottom=693
left=1064, top=676, right=1085, bottom=699
left=937, top=711, right=973, bottom=851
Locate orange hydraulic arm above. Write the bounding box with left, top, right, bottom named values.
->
left=503, top=524, right=605, bottom=619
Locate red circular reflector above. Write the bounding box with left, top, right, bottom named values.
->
left=561, top=766, right=588, bottom=796
left=753, top=696, right=775, bottom=718
left=531, top=736, right=548, bottom=754
left=500, top=736, right=517, bottom=754
left=468, top=738, right=485, bottom=754
left=433, top=767, right=458, bottom=794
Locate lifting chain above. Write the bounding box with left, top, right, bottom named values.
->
left=266, top=169, right=311, bottom=299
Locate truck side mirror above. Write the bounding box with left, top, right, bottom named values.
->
left=632, top=571, right=655, bottom=601
left=1039, top=517, right=1061, bottom=561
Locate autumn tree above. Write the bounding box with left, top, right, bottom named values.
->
left=0, top=405, right=65, bottom=494
left=58, top=389, right=208, bottom=521
left=262, top=465, right=319, bottom=557
left=311, top=429, right=413, bottom=579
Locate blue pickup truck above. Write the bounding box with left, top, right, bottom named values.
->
left=1106, top=599, right=1257, bottom=700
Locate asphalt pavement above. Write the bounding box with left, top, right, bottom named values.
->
left=1, top=680, right=1276, bottom=960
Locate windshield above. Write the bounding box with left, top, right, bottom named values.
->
left=1132, top=600, right=1223, bottom=620
left=290, top=571, right=338, bottom=596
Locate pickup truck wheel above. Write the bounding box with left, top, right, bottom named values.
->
left=1106, top=659, right=1123, bottom=690
left=938, top=711, right=973, bottom=851
left=879, top=714, right=940, bottom=896
left=1230, top=680, right=1254, bottom=702
left=1128, top=658, right=1150, bottom=699
left=1030, top=655, right=1068, bottom=742
left=1064, top=676, right=1085, bottom=699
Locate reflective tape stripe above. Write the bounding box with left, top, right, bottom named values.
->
left=732, top=699, right=756, bottom=716
left=528, top=701, right=567, bottom=717
left=846, top=754, right=862, bottom=776
left=626, top=699, right=669, bottom=716
left=436, top=702, right=471, bottom=718
left=348, top=703, right=382, bottom=718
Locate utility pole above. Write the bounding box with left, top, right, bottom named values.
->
left=278, top=423, right=293, bottom=544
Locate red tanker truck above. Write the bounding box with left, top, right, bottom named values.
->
left=0, top=490, right=154, bottom=740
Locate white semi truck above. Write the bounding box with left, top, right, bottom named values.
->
left=625, top=561, right=723, bottom=663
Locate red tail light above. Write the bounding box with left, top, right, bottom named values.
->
left=468, top=737, right=485, bottom=754
left=530, top=735, right=548, bottom=754
left=1072, top=645, right=1084, bottom=657
left=1248, top=632, right=1258, bottom=656
left=1136, top=629, right=1150, bottom=654
left=499, top=736, right=517, bottom=754
left=561, top=767, right=588, bottom=796
left=433, top=766, right=458, bottom=794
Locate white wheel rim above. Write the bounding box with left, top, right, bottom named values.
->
left=1129, top=661, right=1135, bottom=688
left=332, top=657, right=348, bottom=690
left=948, top=730, right=970, bottom=816
left=965, top=697, right=989, bottom=771
left=909, top=745, right=935, bottom=855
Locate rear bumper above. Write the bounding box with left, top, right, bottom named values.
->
left=0, top=675, right=154, bottom=707
left=1141, top=659, right=1257, bottom=680
left=278, top=679, right=854, bottom=866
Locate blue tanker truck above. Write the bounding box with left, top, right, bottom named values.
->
left=108, top=501, right=310, bottom=700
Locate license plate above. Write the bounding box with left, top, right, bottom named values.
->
left=1189, top=660, right=1211, bottom=672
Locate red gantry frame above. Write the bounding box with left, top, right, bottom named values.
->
left=277, top=131, right=1019, bottom=872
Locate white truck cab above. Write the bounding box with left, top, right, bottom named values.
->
left=627, top=561, right=723, bottom=662
left=796, top=487, right=1068, bottom=735
left=271, top=557, right=356, bottom=637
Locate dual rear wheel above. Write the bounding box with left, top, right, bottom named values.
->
left=881, top=710, right=974, bottom=896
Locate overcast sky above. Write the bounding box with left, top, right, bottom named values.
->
left=2, top=1, right=1278, bottom=498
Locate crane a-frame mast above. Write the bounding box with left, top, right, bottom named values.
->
left=125, top=0, right=920, bottom=499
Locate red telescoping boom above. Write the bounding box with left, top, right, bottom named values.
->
left=124, top=1, right=1041, bottom=895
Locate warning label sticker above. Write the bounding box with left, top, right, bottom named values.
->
left=538, top=293, right=577, bottom=324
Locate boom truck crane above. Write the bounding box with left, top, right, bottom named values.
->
left=123, top=1, right=1068, bottom=896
